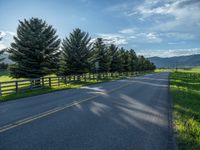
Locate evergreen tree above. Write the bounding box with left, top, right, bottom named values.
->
left=8, top=18, right=60, bottom=78
left=90, top=38, right=110, bottom=72
left=60, top=28, right=92, bottom=75
left=0, top=35, right=5, bottom=62
left=108, top=44, right=121, bottom=72
left=119, top=48, right=131, bottom=72
left=129, top=49, right=138, bottom=71
left=137, top=56, right=146, bottom=71
left=137, top=55, right=156, bottom=71
left=0, top=50, right=5, bottom=63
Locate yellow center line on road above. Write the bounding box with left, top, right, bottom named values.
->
left=0, top=82, right=132, bottom=133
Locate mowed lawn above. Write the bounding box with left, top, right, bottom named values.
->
left=170, top=68, right=200, bottom=150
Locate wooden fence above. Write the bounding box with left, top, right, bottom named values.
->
left=0, top=72, right=142, bottom=96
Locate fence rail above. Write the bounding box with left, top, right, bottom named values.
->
left=0, top=72, right=142, bottom=96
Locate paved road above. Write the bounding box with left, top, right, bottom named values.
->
left=0, top=72, right=174, bottom=150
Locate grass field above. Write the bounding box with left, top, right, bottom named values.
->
left=0, top=69, right=16, bottom=81
left=170, top=68, right=200, bottom=150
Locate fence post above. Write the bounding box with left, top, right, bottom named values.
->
left=58, top=77, right=60, bottom=86
left=73, top=75, right=76, bottom=81
left=49, top=77, right=51, bottom=87
left=92, top=73, right=94, bottom=80
left=0, top=83, right=2, bottom=96
left=30, top=80, right=33, bottom=90
left=15, top=81, right=18, bottom=93
left=42, top=78, right=44, bottom=88
left=69, top=76, right=71, bottom=82
left=77, top=75, right=80, bottom=82
left=84, top=74, right=87, bottom=82
left=64, top=76, right=67, bottom=84
left=97, top=73, right=100, bottom=80
left=88, top=73, right=90, bottom=80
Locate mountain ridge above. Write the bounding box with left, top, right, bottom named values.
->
left=148, top=54, right=200, bottom=68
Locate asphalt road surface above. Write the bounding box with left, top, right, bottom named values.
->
left=0, top=72, right=175, bottom=150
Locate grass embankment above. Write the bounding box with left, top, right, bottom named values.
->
left=0, top=70, right=149, bottom=102
left=170, top=68, right=200, bottom=150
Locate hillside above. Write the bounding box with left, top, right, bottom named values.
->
left=0, top=53, right=13, bottom=64
left=149, top=54, right=200, bottom=68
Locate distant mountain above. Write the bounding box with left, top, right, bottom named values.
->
left=149, top=54, right=200, bottom=68
left=0, top=53, right=13, bottom=64
left=1, top=52, right=200, bottom=68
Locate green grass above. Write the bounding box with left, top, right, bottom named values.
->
left=0, top=70, right=150, bottom=102
left=0, top=69, right=57, bottom=82
left=154, top=68, right=172, bottom=72
left=170, top=69, right=200, bottom=150
left=0, top=80, right=98, bottom=102
left=0, top=69, right=16, bottom=81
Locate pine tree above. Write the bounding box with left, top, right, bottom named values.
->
left=108, top=44, right=121, bottom=72
left=0, top=50, right=4, bottom=63
left=60, top=28, right=92, bottom=75
left=0, top=35, right=5, bottom=62
left=137, top=55, right=155, bottom=71
left=90, top=38, right=110, bottom=73
left=8, top=18, right=60, bottom=78
left=129, top=49, right=138, bottom=71
left=119, top=48, right=131, bottom=72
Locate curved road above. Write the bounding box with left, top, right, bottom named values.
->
left=0, top=72, right=175, bottom=150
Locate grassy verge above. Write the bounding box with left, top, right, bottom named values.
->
left=170, top=69, right=200, bottom=150
left=154, top=68, right=173, bottom=72
left=0, top=72, right=149, bottom=102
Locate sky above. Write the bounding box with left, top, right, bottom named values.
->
left=0, top=0, right=200, bottom=57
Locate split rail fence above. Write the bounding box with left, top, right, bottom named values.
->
left=0, top=72, right=142, bottom=96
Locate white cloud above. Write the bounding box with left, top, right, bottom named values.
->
left=0, top=32, right=6, bottom=38
left=119, top=28, right=136, bottom=34
left=146, top=32, right=162, bottom=43
left=168, top=41, right=185, bottom=45
left=135, top=0, right=200, bottom=32
left=96, top=31, right=163, bottom=46
left=130, top=32, right=162, bottom=43
left=96, top=33, right=128, bottom=45
left=164, top=32, right=195, bottom=40
left=0, top=31, right=15, bottom=38
left=0, top=43, right=6, bottom=50
left=137, top=48, right=200, bottom=58
left=0, top=30, right=14, bottom=50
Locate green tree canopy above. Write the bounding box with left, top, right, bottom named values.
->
left=129, top=49, right=138, bottom=71
left=90, top=38, right=111, bottom=72
left=60, top=28, right=92, bottom=75
left=108, top=44, right=121, bottom=72
left=0, top=33, right=5, bottom=62
left=8, top=18, right=60, bottom=78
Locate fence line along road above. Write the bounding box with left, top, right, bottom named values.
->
left=0, top=72, right=144, bottom=96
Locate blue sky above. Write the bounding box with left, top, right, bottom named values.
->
left=0, top=0, right=200, bottom=57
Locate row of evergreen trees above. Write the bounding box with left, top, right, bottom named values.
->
left=8, top=18, right=155, bottom=78
left=0, top=35, right=5, bottom=63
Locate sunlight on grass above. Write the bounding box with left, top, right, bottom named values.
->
left=170, top=69, right=200, bottom=150
left=0, top=70, right=17, bottom=81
